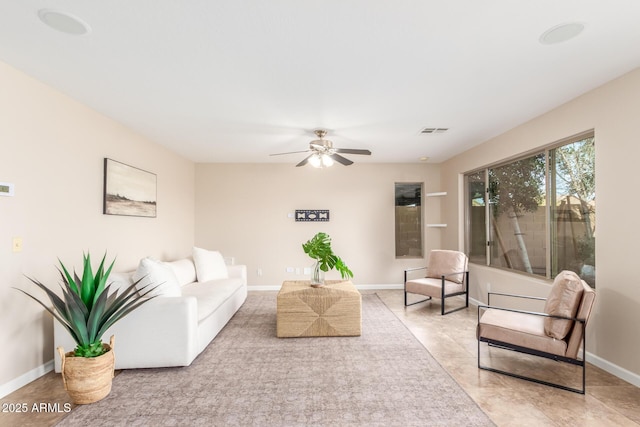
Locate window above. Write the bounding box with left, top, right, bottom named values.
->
left=465, top=133, right=595, bottom=286
left=395, top=183, right=423, bottom=257
left=550, top=137, right=595, bottom=286
left=465, top=171, right=487, bottom=265
left=489, top=153, right=547, bottom=275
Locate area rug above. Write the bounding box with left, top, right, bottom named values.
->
left=57, top=294, right=494, bottom=426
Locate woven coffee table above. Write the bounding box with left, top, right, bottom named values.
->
left=277, top=280, right=362, bottom=338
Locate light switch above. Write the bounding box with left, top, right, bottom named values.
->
left=12, top=237, right=23, bottom=252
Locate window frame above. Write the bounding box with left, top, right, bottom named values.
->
left=394, top=182, right=424, bottom=259
left=464, top=130, right=595, bottom=284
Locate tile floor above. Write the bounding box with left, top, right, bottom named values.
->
left=1, top=289, right=639, bottom=426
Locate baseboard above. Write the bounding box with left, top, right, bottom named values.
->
left=0, top=359, right=54, bottom=399
left=472, top=296, right=640, bottom=388
left=585, top=351, right=640, bottom=387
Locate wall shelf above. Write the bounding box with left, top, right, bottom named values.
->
left=427, top=224, right=447, bottom=228
left=426, top=191, right=447, bottom=197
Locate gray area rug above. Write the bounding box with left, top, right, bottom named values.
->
left=57, top=294, right=494, bottom=426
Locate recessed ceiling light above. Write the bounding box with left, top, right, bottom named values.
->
left=539, top=22, right=584, bottom=45
left=38, top=9, right=91, bottom=35
left=419, top=156, right=430, bottom=162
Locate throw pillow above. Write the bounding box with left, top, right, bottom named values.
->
left=543, top=270, right=584, bottom=340
left=193, top=247, right=229, bottom=282
left=133, top=257, right=182, bottom=297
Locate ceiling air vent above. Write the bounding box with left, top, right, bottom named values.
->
left=420, top=127, right=449, bottom=134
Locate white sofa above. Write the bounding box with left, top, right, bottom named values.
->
left=54, top=252, right=247, bottom=372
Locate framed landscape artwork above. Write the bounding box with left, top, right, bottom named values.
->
left=103, top=158, right=157, bottom=217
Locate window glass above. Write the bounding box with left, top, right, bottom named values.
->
left=488, top=153, right=547, bottom=276
left=550, top=136, right=595, bottom=286
left=465, top=171, right=486, bottom=264
left=395, top=183, right=423, bottom=257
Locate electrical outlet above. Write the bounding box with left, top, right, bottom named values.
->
left=12, top=237, right=23, bottom=253
left=286, top=267, right=294, bottom=273
left=257, top=268, right=263, bottom=276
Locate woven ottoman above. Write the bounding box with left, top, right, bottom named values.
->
left=277, top=280, right=362, bottom=337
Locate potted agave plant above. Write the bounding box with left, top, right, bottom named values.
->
left=302, top=232, right=353, bottom=287
left=15, top=253, right=157, bottom=404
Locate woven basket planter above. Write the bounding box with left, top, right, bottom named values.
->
left=57, top=335, right=115, bottom=405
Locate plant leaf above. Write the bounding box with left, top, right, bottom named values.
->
left=80, top=252, right=94, bottom=309
left=57, top=260, right=78, bottom=295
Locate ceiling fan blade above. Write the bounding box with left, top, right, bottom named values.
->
left=296, top=154, right=314, bottom=167
left=330, top=153, right=354, bottom=166
left=270, top=150, right=310, bottom=156
left=334, top=148, right=371, bottom=155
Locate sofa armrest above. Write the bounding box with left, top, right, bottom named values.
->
left=227, top=264, right=247, bottom=286
left=54, top=296, right=199, bottom=371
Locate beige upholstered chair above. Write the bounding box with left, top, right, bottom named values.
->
left=404, top=250, right=469, bottom=315
left=477, top=270, right=596, bottom=394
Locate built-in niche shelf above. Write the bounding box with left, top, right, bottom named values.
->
left=426, top=191, right=446, bottom=229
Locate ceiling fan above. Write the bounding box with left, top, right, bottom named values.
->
left=270, top=129, right=372, bottom=167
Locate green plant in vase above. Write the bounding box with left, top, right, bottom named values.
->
left=16, top=252, right=156, bottom=357
left=302, top=232, right=353, bottom=286
left=15, top=252, right=158, bottom=404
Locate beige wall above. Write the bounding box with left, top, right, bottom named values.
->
left=0, top=62, right=195, bottom=389
left=4, top=53, right=639, bottom=392
left=440, top=68, right=640, bottom=379
left=195, top=163, right=442, bottom=286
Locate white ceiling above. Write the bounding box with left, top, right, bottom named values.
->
left=2, top=1, right=640, bottom=164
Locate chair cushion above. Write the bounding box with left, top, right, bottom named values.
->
left=426, top=250, right=467, bottom=284
left=565, top=281, right=596, bottom=359
left=543, top=270, right=584, bottom=340
left=405, top=277, right=464, bottom=298
left=478, top=308, right=568, bottom=357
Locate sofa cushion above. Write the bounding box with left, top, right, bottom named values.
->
left=133, top=257, right=182, bottom=297
left=166, top=258, right=198, bottom=287
left=543, top=270, right=584, bottom=340
left=193, top=247, right=228, bottom=282
left=107, top=272, right=134, bottom=294
left=426, top=250, right=467, bottom=284
left=182, top=278, right=244, bottom=322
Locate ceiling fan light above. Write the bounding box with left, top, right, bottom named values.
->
left=321, top=154, right=334, bottom=167
left=309, top=154, right=322, bottom=168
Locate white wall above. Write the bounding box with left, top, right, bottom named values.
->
left=0, top=62, right=195, bottom=393
left=440, top=67, right=640, bottom=381
left=195, top=163, right=442, bottom=287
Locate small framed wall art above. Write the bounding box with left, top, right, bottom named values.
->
left=295, top=210, right=330, bottom=222
left=103, top=158, right=157, bottom=217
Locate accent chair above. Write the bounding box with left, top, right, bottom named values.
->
left=404, top=249, right=469, bottom=315
left=476, top=270, right=596, bottom=394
